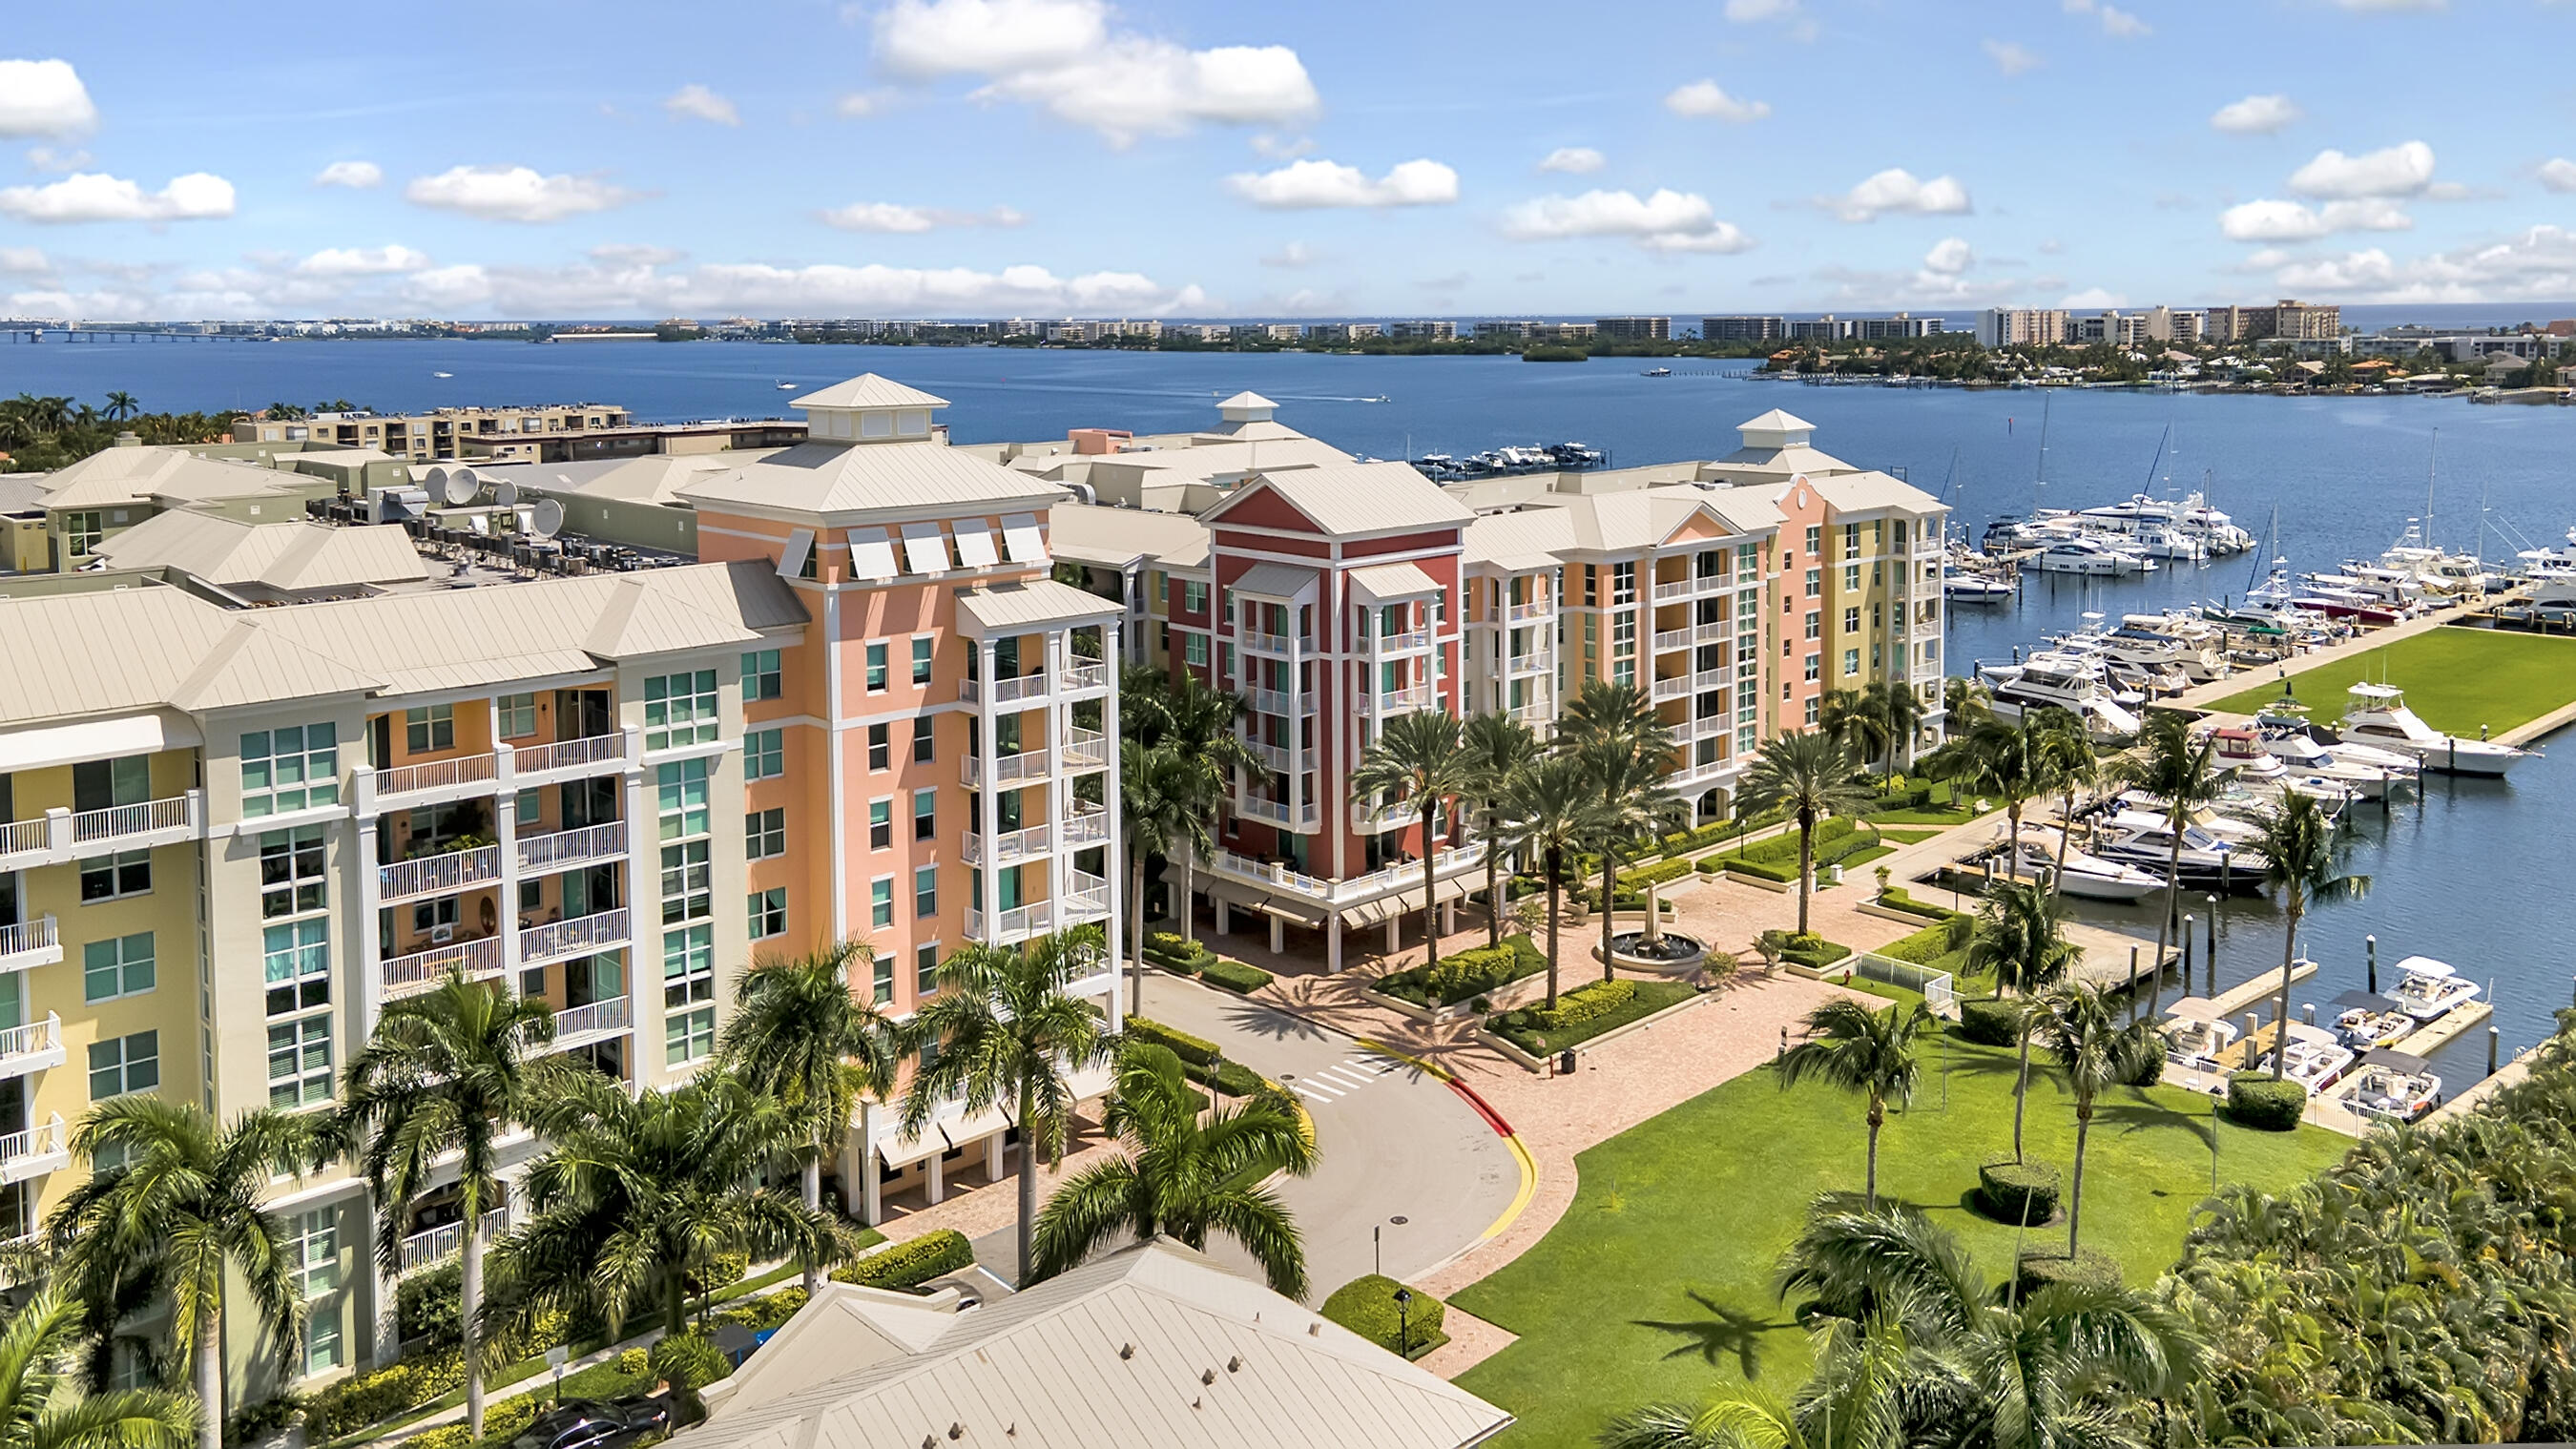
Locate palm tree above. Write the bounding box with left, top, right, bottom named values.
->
left=1944, top=675, right=1992, bottom=729
left=902, top=926, right=1114, bottom=1284
left=1575, top=738, right=1684, bottom=983
left=100, top=391, right=139, bottom=423
left=0, top=1285, right=195, bottom=1449
left=50, top=1102, right=316, bottom=1449
left=1349, top=711, right=1473, bottom=971
left=1776, top=998, right=1937, bottom=1209
left=1965, top=881, right=2081, bottom=1163
left=1956, top=712, right=2065, bottom=869
left=1557, top=678, right=1665, bottom=761
left=2024, top=981, right=2161, bottom=1256
left=2109, top=711, right=2223, bottom=1019
left=1818, top=686, right=1884, bottom=769
left=1460, top=712, right=1544, bottom=947
left=1029, top=1043, right=1318, bottom=1294
left=2031, top=708, right=2098, bottom=896
left=1140, top=673, right=1257, bottom=949
left=334, top=975, right=558, bottom=1440
left=1737, top=730, right=1874, bottom=937
left=1870, top=679, right=1929, bottom=772
left=1506, top=756, right=1606, bottom=1010
left=493, top=1073, right=842, bottom=1341
left=2250, top=793, right=2370, bottom=1081
left=1117, top=739, right=1194, bottom=1012
left=718, top=941, right=896, bottom=1294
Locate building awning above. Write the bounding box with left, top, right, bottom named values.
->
left=1342, top=895, right=1410, bottom=928
left=1478, top=551, right=1561, bottom=574
left=1259, top=898, right=1326, bottom=929
left=875, top=1128, right=944, bottom=1172
left=939, top=1105, right=1013, bottom=1151
left=1202, top=877, right=1273, bottom=915
left=0, top=712, right=201, bottom=774
left=1231, top=561, right=1316, bottom=601
left=1348, top=560, right=1443, bottom=602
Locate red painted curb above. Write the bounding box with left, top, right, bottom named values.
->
left=1444, top=1077, right=1517, bottom=1140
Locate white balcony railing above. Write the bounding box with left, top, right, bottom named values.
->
left=961, top=672, right=1050, bottom=706
left=963, top=822, right=1051, bottom=868
left=1376, top=685, right=1437, bottom=714
left=1507, top=599, right=1553, bottom=623
left=1695, top=621, right=1732, bottom=644
left=516, top=821, right=626, bottom=874
left=551, top=997, right=632, bottom=1045
left=0, top=917, right=59, bottom=970
left=1652, top=674, right=1692, bottom=701
left=963, top=749, right=1051, bottom=789
left=379, top=844, right=504, bottom=903
left=1372, top=629, right=1433, bottom=653
left=1061, top=803, right=1111, bottom=848
left=377, top=753, right=498, bottom=799
left=1237, top=796, right=1319, bottom=831
left=0, top=819, right=45, bottom=859
left=70, top=796, right=196, bottom=848
left=1062, top=728, right=1110, bottom=770
left=519, top=908, right=630, bottom=966
left=382, top=936, right=506, bottom=997
left=966, top=870, right=1113, bottom=943
left=1243, top=738, right=1296, bottom=773
left=1652, top=628, right=1693, bottom=652
left=1510, top=699, right=1554, bottom=726
left=513, top=734, right=625, bottom=776
left=397, top=1209, right=509, bottom=1274
left=0, top=1115, right=68, bottom=1184
left=0, top=1015, right=64, bottom=1079
left=1238, top=631, right=1306, bottom=656
left=1203, top=840, right=1485, bottom=910
left=1652, top=578, right=1696, bottom=601
left=1246, top=686, right=1313, bottom=718
left=1060, top=661, right=1111, bottom=693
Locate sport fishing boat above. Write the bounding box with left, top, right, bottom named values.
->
left=2088, top=810, right=2255, bottom=888
left=2254, top=711, right=2416, bottom=800
left=1976, top=654, right=2142, bottom=738
left=2338, top=683, right=2529, bottom=776
left=2257, top=1021, right=2358, bottom=1095
left=1998, top=826, right=2165, bottom=901
left=2028, top=536, right=2152, bottom=576
left=2328, top=1053, right=2443, bottom=1123
left=2387, top=957, right=2481, bottom=1023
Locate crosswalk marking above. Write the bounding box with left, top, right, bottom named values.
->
left=1287, top=1055, right=1410, bottom=1103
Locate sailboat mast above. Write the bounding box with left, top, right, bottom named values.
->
left=2033, top=393, right=2052, bottom=512
left=2423, top=426, right=2439, bottom=553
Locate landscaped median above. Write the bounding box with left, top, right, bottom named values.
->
left=1698, top=818, right=1883, bottom=888
left=1139, top=930, right=1275, bottom=995
left=1365, top=934, right=1551, bottom=1022
left=1476, top=978, right=1703, bottom=1071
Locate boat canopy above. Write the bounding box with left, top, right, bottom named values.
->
left=2348, top=683, right=2405, bottom=701
left=2370, top=1051, right=2434, bottom=1076
left=2330, top=989, right=2399, bottom=1010
left=2393, top=956, right=2457, bottom=979
left=2163, top=996, right=2222, bottom=1023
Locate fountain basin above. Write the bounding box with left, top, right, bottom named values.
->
left=1604, top=930, right=1710, bottom=976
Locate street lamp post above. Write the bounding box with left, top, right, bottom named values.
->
left=1393, top=1287, right=1414, bottom=1359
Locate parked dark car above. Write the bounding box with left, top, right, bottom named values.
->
left=509, top=1397, right=670, bottom=1449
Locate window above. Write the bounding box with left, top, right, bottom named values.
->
left=1182, top=580, right=1207, bottom=614
left=63, top=510, right=103, bottom=558
left=1843, top=648, right=1860, bottom=677
left=1737, top=544, right=1759, bottom=578
left=917, top=942, right=939, bottom=997
left=913, top=788, right=936, bottom=841
left=1843, top=564, right=1861, bottom=593
left=914, top=865, right=937, bottom=919
left=1183, top=632, right=1208, bottom=667
left=1843, top=607, right=1861, bottom=635
left=410, top=898, right=457, bottom=938
left=88, top=1031, right=159, bottom=1101
left=260, top=828, right=326, bottom=918
left=1804, top=524, right=1821, bottom=558
left=305, top=1309, right=343, bottom=1377
left=867, top=723, right=889, bottom=771
left=741, top=650, right=782, bottom=702
left=749, top=888, right=787, bottom=940
left=663, top=919, right=714, bottom=1032
left=744, top=727, right=784, bottom=780
left=911, top=637, right=933, bottom=685
left=240, top=724, right=339, bottom=818
left=868, top=798, right=892, bottom=850
left=268, top=1016, right=333, bottom=1109
left=78, top=851, right=151, bottom=902
left=514, top=789, right=541, bottom=828
left=1804, top=696, right=1820, bottom=725
left=871, top=877, right=894, bottom=929
left=287, top=1209, right=340, bottom=1299
left=405, top=705, right=455, bottom=755
left=865, top=643, right=888, bottom=693
left=1843, top=522, right=1861, bottom=558
left=656, top=759, right=710, bottom=841
left=643, top=670, right=719, bottom=751
left=1804, top=653, right=1820, bottom=683
left=1610, top=561, right=1636, bottom=606
left=871, top=953, right=894, bottom=1005
left=498, top=693, right=538, bottom=738
left=664, top=1006, right=716, bottom=1066
left=747, top=807, right=786, bottom=859
left=912, top=716, right=935, bottom=764
left=1803, top=611, right=1821, bottom=641
left=1804, top=568, right=1821, bottom=598
left=660, top=841, right=712, bottom=924
left=83, top=933, right=155, bottom=1004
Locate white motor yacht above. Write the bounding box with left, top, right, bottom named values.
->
left=2254, top=714, right=2413, bottom=800
left=2257, top=1021, right=2358, bottom=1095
left=2088, top=809, right=2253, bottom=887
left=2329, top=1054, right=2443, bottom=1123
left=2387, top=956, right=2481, bottom=1023
left=1944, top=568, right=2017, bottom=602
left=2515, top=528, right=2576, bottom=607
left=1979, top=654, right=2142, bottom=737
left=2029, top=536, right=2152, bottom=576
left=2338, top=683, right=2529, bottom=776
left=2001, top=826, right=2165, bottom=900
left=2135, top=523, right=2211, bottom=562
left=2205, top=726, right=2287, bottom=783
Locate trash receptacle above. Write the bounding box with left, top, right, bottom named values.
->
left=1559, top=1049, right=1577, bottom=1076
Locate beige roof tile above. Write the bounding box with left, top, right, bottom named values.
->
left=787, top=374, right=950, bottom=409
left=676, top=440, right=1066, bottom=518
left=1210, top=462, right=1473, bottom=536
left=953, top=578, right=1123, bottom=633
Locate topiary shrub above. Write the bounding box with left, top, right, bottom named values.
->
left=1958, top=998, right=2024, bottom=1047
left=1975, top=1159, right=2061, bottom=1226
left=2014, top=1248, right=2123, bottom=1297
left=1124, top=1016, right=1219, bottom=1067
left=831, top=1229, right=975, bottom=1293
left=1522, top=979, right=1637, bottom=1030
left=2226, top=1071, right=2308, bottom=1131
left=616, top=1347, right=650, bottom=1376
left=1197, top=958, right=1273, bottom=995
left=1319, top=1274, right=1448, bottom=1357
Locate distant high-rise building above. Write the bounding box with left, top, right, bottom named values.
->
left=1389, top=320, right=1457, bottom=342
left=1701, top=316, right=1788, bottom=342
left=1594, top=317, right=1672, bottom=342
left=1977, top=308, right=2074, bottom=347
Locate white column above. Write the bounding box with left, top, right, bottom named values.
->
left=824, top=582, right=849, bottom=942
left=1440, top=899, right=1455, bottom=937
left=853, top=1105, right=881, bottom=1226
left=356, top=811, right=384, bottom=1040
left=366, top=1197, right=400, bottom=1367
left=1384, top=918, right=1400, bottom=954
left=1270, top=914, right=1284, bottom=954
left=1042, top=629, right=1068, bottom=942
left=620, top=732, right=654, bottom=1087
left=1099, top=621, right=1125, bottom=1033
left=1214, top=897, right=1231, bottom=936
left=984, top=1129, right=1006, bottom=1182
left=493, top=741, right=522, bottom=991
left=924, top=1147, right=945, bottom=1206
left=1327, top=914, right=1342, bottom=973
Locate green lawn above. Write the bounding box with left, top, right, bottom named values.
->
left=1449, top=1034, right=2350, bottom=1447
left=2202, top=625, right=2576, bottom=735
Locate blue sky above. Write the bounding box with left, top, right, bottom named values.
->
left=3, top=0, right=2575, bottom=321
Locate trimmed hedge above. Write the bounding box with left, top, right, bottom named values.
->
left=307, top=1353, right=466, bottom=1439
left=2226, top=1072, right=2308, bottom=1131
left=2014, top=1249, right=2123, bottom=1297
left=1710, top=819, right=1882, bottom=881
left=1521, top=979, right=1637, bottom=1030
left=1375, top=935, right=1546, bottom=1008
left=1320, top=1274, right=1448, bottom=1358
left=832, top=1229, right=974, bottom=1293
left=1198, top=958, right=1274, bottom=995
left=1877, top=886, right=1960, bottom=922
left=1976, top=1159, right=2062, bottom=1226
left=406, top=1392, right=541, bottom=1449
left=714, top=1286, right=809, bottom=1334
left=1585, top=857, right=1695, bottom=910
left=1880, top=913, right=1975, bottom=967
left=1958, top=998, right=2024, bottom=1047
left=1491, top=980, right=1694, bottom=1055
left=1125, top=1016, right=1220, bottom=1067
left=1143, top=929, right=1215, bottom=973
left=1775, top=933, right=1850, bottom=970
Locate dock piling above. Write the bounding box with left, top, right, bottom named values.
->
left=2182, top=916, right=2194, bottom=986
left=2366, top=935, right=2378, bottom=995
left=2489, top=1025, right=2501, bottom=1077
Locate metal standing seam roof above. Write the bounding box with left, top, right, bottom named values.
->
left=95, top=512, right=429, bottom=590
left=685, top=1239, right=1510, bottom=1449
left=1045, top=503, right=1215, bottom=572
left=953, top=578, right=1125, bottom=632
left=1460, top=507, right=1578, bottom=571
left=1808, top=468, right=1946, bottom=516
left=785, top=374, right=951, bottom=410
left=675, top=439, right=1068, bottom=517
left=1211, top=461, right=1474, bottom=536
left=1347, top=560, right=1443, bottom=601
left=1228, top=561, right=1319, bottom=600
left=32, top=445, right=298, bottom=510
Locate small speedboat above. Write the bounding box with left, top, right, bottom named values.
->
left=2330, top=1054, right=2442, bottom=1123
left=1945, top=569, right=2017, bottom=602
left=2387, top=957, right=2480, bottom=1023
left=1641, top=367, right=1672, bottom=377
left=776, top=381, right=798, bottom=390
left=432, top=370, right=454, bottom=378
left=2257, top=1022, right=2357, bottom=1095
left=2328, top=989, right=2416, bottom=1050
left=2159, top=998, right=2238, bottom=1074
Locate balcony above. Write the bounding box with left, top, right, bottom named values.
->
left=963, top=749, right=1050, bottom=789
left=0, top=917, right=60, bottom=974
left=550, top=997, right=633, bottom=1052
left=1236, top=795, right=1319, bottom=833
left=1652, top=576, right=1713, bottom=602
left=1652, top=628, right=1693, bottom=653
left=73, top=795, right=199, bottom=852
left=397, top=1209, right=509, bottom=1275
left=382, top=936, right=507, bottom=997
left=1237, top=630, right=1308, bottom=657
left=0, top=819, right=45, bottom=863
left=0, top=1115, right=68, bottom=1185
left=1369, top=628, right=1433, bottom=654
left=1507, top=598, right=1553, bottom=623
left=1059, top=661, right=1111, bottom=694
left=377, top=752, right=498, bottom=802
left=965, top=871, right=1112, bottom=944
left=1242, top=738, right=1297, bottom=773
left=1506, top=650, right=1550, bottom=677
left=1694, top=668, right=1731, bottom=692
left=1696, top=620, right=1732, bottom=645
left=516, top=821, right=627, bottom=875
left=1509, top=699, right=1553, bottom=727
left=380, top=844, right=504, bottom=905
left=1062, top=728, right=1110, bottom=772
left=963, top=821, right=1051, bottom=868
left=1245, top=686, right=1314, bottom=718
left=1061, top=802, right=1111, bottom=848
left=1652, top=674, right=1692, bottom=701
left=960, top=672, right=1051, bottom=706
left=1202, top=840, right=1485, bottom=912
left=520, top=908, right=631, bottom=967
left=512, top=734, right=628, bottom=780
left=1375, top=685, right=1438, bottom=715
left=0, top=1015, right=65, bottom=1081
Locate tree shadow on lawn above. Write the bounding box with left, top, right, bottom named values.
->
left=1632, top=1288, right=1792, bottom=1379
left=2094, top=1090, right=2217, bottom=1151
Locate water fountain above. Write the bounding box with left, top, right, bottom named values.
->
left=1603, top=877, right=1710, bottom=975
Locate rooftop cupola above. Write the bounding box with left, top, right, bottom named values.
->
left=1215, top=390, right=1278, bottom=425
left=1735, top=408, right=1815, bottom=451
left=790, top=374, right=948, bottom=444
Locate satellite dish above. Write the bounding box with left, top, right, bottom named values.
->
left=492, top=481, right=520, bottom=508
left=440, top=470, right=479, bottom=507
left=421, top=465, right=449, bottom=494
left=530, top=499, right=565, bottom=538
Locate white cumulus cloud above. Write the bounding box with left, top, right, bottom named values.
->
left=1226, top=157, right=1458, bottom=209
left=405, top=165, right=639, bottom=222
left=2062, top=0, right=2150, bottom=36
left=2211, top=94, right=2301, bottom=135
left=1724, top=0, right=1797, bottom=19
left=1983, top=40, right=2041, bottom=74
left=0, top=59, right=96, bottom=137
left=662, top=84, right=739, bottom=125
left=817, top=201, right=1025, bottom=232
left=296, top=245, right=432, bottom=277
left=0, top=246, right=48, bottom=273
left=2537, top=158, right=2576, bottom=194
left=1502, top=188, right=1752, bottom=253
left=1823, top=168, right=1971, bottom=222
left=1538, top=146, right=1605, bottom=175
left=2218, top=197, right=2414, bottom=241
left=2288, top=140, right=2435, bottom=198
left=1663, top=80, right=1771, bottom=122
left=2061, top=286, right=2128, bottom=308
left=0, top=171, right=234, bottom=224
left=313, top=160, right=384, bottom=189
left=874, top=0, right=1314, bottom=145
left=1922, top=237, right=1974, bottom=275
